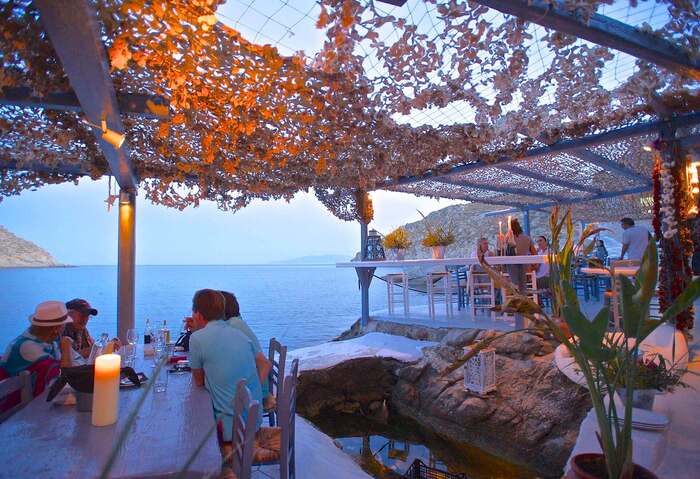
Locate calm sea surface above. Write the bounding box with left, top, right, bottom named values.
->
left=0, top=265, right=388, bottom=350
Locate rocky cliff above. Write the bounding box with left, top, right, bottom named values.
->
left=0, top=226, right=62, bottom=267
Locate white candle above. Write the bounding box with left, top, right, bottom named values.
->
left=92, top=353, right=121, bottom=426
left=498, top=221, right=503, bottom=236
left=507, top=215, right=512, bottom=231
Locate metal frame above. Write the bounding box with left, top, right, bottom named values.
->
left=572, top=149, right=651, bottom=185
left=495, top=164, right=604, bottom=195
left=0, top=87, right=169, bottom=119
left=472, top=0, right=700, bottom=77
left=389, top=112, right=700, bottom=188
left=35, top=0, right=137, bottom=341
left=434, top=177, right=568, bottom=201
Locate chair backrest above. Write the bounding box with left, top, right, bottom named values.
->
left=0, top=371, right=32, bottom=423
left=267, top=338, right=287, bottom=404
left=278, top=358, right=299, bottom=479
left=231, top=379, right=260, bottom=479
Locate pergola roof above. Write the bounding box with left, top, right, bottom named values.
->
left=1, top=0, right=699, bottom=220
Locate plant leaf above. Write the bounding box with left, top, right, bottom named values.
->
left=662, top=276, right=700, bottom=323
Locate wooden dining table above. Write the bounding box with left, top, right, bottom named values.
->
left=0, top=346, right=221, bottom=478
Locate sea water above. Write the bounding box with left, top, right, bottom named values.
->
left=0, top=265, right=389, bottom=350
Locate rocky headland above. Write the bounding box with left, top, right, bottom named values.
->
left=297, top=322, right=590, bottom=478
left=0, top=226, right=63, bottom=268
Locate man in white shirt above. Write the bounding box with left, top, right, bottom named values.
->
left=620, top=218, right=650, bottom=261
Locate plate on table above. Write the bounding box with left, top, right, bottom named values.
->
left=615, top=408, right=669, bottom=431
left=120, top=372, right=148, bottom=389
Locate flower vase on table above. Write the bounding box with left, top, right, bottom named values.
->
left=431, top=246, right=446, bottom=259
left=393, top=248, right=406, bottom=260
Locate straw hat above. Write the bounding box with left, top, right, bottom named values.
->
left=28, top=301, right=73, bottom=327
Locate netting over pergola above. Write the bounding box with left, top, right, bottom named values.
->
left=1, top=0, right=699, bottom=221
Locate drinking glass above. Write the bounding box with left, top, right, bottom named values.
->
left=153, top=361, right=169, bottom=393
left=126, top=328, right=138, bottom=365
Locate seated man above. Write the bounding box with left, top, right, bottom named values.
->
left=188, top=289, right=265, bottom=459
left=63, top=298, right=119, bottom=359
left=219, top=291, right=270, bottom=400
left=1, top=301, right=74, bottom=397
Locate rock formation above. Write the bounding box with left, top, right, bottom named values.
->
left=298, top=325, right=590, bottom=478
left=0, top=226, right=62, bottom=267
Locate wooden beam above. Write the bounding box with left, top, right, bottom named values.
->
left=0, top=87, right=169, bottom=119
left=117, top=190, right=136, bottom=342
left=496, top=163, right=604, bottom=195
left=35, top=0, right=138, bottom=190
left=573, top=149, right=651, bottom=185
left=434, top=177, right=568, bottom=201
left=472, top=0, right=700, bottom=78
left=387, top=112, right=700, bottom=188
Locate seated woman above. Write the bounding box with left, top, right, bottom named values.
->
left=219, top=291, right=271, bottom=402
left=0, top=301, right=74, bottom=410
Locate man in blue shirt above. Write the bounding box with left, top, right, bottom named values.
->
left=188, top=289, right=267, bottom=457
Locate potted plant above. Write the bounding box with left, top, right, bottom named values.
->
left=418, top=211, right=455, bottom=259
left=382, top=227, right=412, bottom=260
left=609, top=352, right=687, bottom=410
left=448, top=207, right=699, bottom=479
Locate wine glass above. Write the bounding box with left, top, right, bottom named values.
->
left=126, top=328, right=137, bottom=365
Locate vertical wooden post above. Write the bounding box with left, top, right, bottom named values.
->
left=359, top=222, right=370, bottom=328
left=117, top=189, right=136, bottom=342
left=522, top=210, right=530, bottom=235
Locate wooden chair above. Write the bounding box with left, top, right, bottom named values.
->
left=385, top=273, right=409, bottom=316
left=264, top=338, right=287, bottom=427
left=0, top=371, right=32, bottom=423
left=227, top=380, right=261, bottom=479
left=468, top=266, right=495, bottom=319
left=253, top=358, right=299, bottom=479
left=426, top=271, right=457, bottom=319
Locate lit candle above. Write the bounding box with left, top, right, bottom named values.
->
left=92, top=353, right=121, bottom=426
left=507, top=215, right=512, bottom=231
left=498, top=221, right=503, bottom=236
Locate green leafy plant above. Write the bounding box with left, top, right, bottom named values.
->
left=448, top=207, right=700, bottom=479
left=608, top=353, right=687, bottom=392
left=382, top=227, right=412, bottom=250
left=418, top=210, right=455, bottom=247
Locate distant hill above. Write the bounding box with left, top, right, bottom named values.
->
left=0, top=226, right=63, bottom=268
left=272, top=254, right=352, bottom=265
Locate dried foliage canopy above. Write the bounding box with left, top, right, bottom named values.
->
left=1, top=0, right=699, bottom=219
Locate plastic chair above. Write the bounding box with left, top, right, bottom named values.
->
left=228, top=380, right=261, bottom=479
left=264, top=338, right=287, bottom=427
left=0, top=371, right=32, bottom=423
left=385, top=273, right=409, bottom=316
left=253, top=358, right=299, bottom=479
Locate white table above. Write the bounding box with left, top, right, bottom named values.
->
left=0, top=347, right=220, bottom=478
left=580, top=266, right=639, bottom=277
left=336, top=255, right=547, bottom=269
left=338, top=256, right=546, bottom=327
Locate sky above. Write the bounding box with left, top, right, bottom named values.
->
left=0, top=178, right=459, bottom=265
left=1, top=1, right=657, bottom=265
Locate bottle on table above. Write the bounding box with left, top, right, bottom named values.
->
left=144, top=319, right=154, bottom=356
left=161, top=320, right=170, bottom=345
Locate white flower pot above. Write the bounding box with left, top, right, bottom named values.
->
left=394, top=249, right=406, bottom=260
left=431, top=246, right=446, bottom=259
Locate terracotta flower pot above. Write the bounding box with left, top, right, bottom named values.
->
left=569, top=453, right=658, bottom=479
left=431, top=246, right=446, bottom=259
